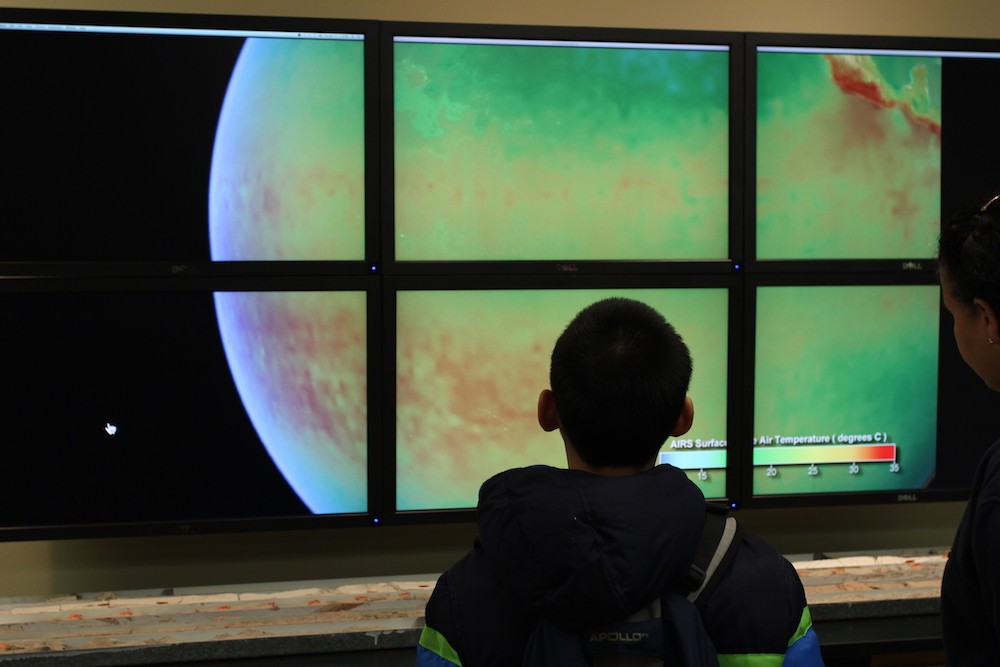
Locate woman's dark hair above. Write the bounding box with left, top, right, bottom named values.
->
left=939, top=196, right=1000, bottom=314
left=549, top=297, right=692, bottom=468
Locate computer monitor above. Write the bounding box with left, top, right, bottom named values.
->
left=0, top=277, right=377, bottom=540
left=388, top=278, right=736, bottom=517
left=384, top=23, right=742, bottom=271
left=0, top=8, right=376, bottom=273
left=746, top=278, right=940, bottom=503
left=748, top=33, right=1000, bottom=268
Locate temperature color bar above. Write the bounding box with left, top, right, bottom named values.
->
left=659, top=449, right=727, bottom=470
left=753, top=444, right=897, bottom=467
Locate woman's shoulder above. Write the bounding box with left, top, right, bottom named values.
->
left=980, top=437, right=1000, bottom=481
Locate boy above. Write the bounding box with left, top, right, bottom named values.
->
left=416, top=297, right=823, bottom=666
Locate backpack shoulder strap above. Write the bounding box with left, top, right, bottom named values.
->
left=657, top=591, right=721, bottom=667
left=522, top=504, right=742, bottom=666
left=678, top=503, right=742, bottom=610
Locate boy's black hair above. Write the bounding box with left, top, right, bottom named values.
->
left=939, top=198, right=1000, bottom=315
left=549, top=297, right=693, bottom=468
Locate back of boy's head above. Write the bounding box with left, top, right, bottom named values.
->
left=549, top=297, right=693, bottom=468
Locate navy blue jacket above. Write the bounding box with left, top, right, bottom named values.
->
left=942, top=437, right=1000, bottom=665
left=416, top=465, right=823, bottom=666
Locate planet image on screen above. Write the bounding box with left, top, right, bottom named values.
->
left=208, top=37, right=368, bottom=514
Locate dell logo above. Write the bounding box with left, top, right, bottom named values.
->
left=589, top=632, right=649, bottom=643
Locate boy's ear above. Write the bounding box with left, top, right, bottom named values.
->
left=670, top=397, right=695, bottom=437
left=537, top=389, right=560, bottom=432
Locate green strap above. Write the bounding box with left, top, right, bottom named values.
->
left=718, top=654, right=784, bottom=666
left=716, top=607, right=814, bottom=666
left=719, top=653, right=785, bottom=667
left=788, top=605, right=813, bottom=647
left=419, top=624, right=463, bottom=666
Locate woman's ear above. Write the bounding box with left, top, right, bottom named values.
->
left=537, top=389, right=560, bottom=432
left=974, top=298, right=1000, bottom=344
left=670, top=396, right=695, bottom=437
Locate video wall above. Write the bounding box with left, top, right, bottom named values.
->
left=2, top=9, right=997, bottom=539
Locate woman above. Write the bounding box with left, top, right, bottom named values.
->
left=938, top=194, right=1000, bottom=665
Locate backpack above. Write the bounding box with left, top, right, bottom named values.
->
left=521, top=504, right=742, bottom=666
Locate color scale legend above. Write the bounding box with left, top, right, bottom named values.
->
left=753, top=444, right=897, bottom=467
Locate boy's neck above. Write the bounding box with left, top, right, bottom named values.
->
left=565, top=444, right=656, bottom=477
